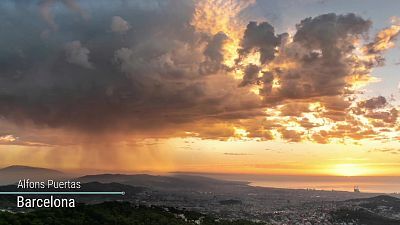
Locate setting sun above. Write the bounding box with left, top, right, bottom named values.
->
left=331, top=164, right=370, bottom=177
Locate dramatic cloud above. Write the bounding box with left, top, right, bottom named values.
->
left=232, top=13, right=399, bottom=143
left=0, top=0, right=262, bottom=137
left=257, top=13, right=372, bottom=104
left=238, top=21, right=282, bottom=65
left=239, top=64, right=260, bottom=87
left=0, top=0, right=398, bottom=148
left=200, top=32, right=229, bottom=74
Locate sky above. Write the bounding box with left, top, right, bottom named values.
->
left=0, top=0, right=399, bottom=177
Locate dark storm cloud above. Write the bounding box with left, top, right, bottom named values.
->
left=239, top=64, right=260, bottom=87
left=238, top=21, right=282, bottom=64
left=0, top=0, right=262, bottom=135
left=200, top=32, right=229, bottom=74
left=233, top=13, right=397, bottom=143
left=293, top=13, right=371, bottom=55
left=0, top=0, right=398, bottom=144
left=256, top=13, right=372, bottom=106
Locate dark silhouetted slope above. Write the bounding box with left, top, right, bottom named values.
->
left=0, top=165, right=65, bottom=185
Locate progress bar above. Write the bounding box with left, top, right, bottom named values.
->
left=0, top=192, right=125, bottom=195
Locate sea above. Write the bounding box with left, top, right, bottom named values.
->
left=197, top=173, right=400, bottom=193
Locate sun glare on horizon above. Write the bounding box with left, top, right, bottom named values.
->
left=331, top=163, right=371, bottom=177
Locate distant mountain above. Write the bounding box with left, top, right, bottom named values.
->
left=0, top=165, right=63, bottom=174
left=0, top=165, right=65, bottom=185
left=77, top=174, right=247, bottom=190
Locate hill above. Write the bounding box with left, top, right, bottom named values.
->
left=77, top=174, right=246, bottom=190
left=0, top=165, right=63, bottom=174
left=329, top=195, right=400, bottom=224
left=346, top=195, right=400, bottom=218
left=0, top=165, right=65, bottom=185
left=332, top=208, right=400, bottom=225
